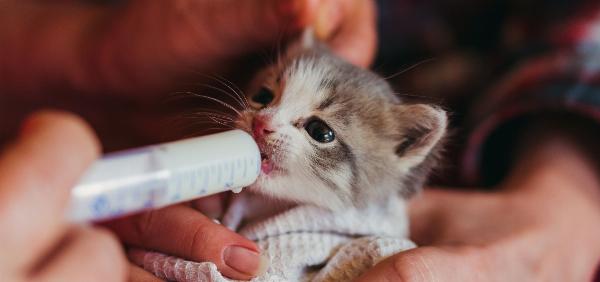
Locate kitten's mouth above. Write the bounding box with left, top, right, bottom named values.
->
left=260, top=153, right=274, bottom=175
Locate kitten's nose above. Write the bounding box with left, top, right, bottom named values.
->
left=252, top=115, right=275, bottom=139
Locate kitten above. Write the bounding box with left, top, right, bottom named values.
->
left=128, top=34, right=448, bottom=282
left=235, top=37, right=447, bottom=211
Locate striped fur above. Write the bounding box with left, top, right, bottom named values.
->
left=236, top=47, right=447, bottom=210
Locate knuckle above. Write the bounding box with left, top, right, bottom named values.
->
left=58, top=114, right=100, bottom=158
left=462, top=245, right=492, bottom=272
left=390, top=248, right=441, bottom=282
left=189, top=222, right=215, bottom=260
left=390, top=252, right=427, bottom=282
left=29, top=110, right=100, bottom=160
left=132, top=210, right=157, bottom=245
left=45, top=110, right=100, bottom=157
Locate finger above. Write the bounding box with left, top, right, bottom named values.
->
left=407, top=189, right=450, bottom=245
left=320, top=0, right=378, bottom=67
left=191, top=193, right=227, bottom=220
left=104, top=205, right=268, bottom=281
left=128, top=264, right=162, bottom=282
left=0, top=110, right=100, bottom=270
left=408, top=188, right=502, bottom=245
left=409, top=188, right=476, bottom=244
left=1, top=0, right=316, bottom=95
left=354, top=246, right=485, bottom=282
left=94, top=0, right=317, bottom=93
left=31, top=227, right=127, bottom=282
left=0, top=0, right=300, bottom=95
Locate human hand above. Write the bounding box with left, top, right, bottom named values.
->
left=0, top=0, right=377, bottom=150
left=0, top=111, right=127, bottom=282
left=0, top=0, right=376, bottom=96
left=1, top=2, right=377, bottom=281
left=356, top=131, right=600, bottom=281
left=104, top=194, right=269, bottom=282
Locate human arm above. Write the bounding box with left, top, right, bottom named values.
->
left=0, top=0, right=378, bottom=281
left=357, top=5, right=600, bottom=280
left=0, top=0, right=375, bottom=97
left=357, top=116, right=600, bottom=281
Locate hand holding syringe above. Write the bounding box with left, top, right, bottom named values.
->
left=68, top=130, right=260, bottom=222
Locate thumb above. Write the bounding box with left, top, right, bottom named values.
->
left=408, top=188, right=502, bottom=245
left=407, top=189, right=451, bottom=245
left=354, top=246, right=484, bottom=282
left=103, top=205, right=269, bottom=280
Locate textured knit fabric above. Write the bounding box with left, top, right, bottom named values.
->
left=130, top=193, right=415, bottom=282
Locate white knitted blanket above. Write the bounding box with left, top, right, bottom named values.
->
left=130, top=193, right=415, bottom=282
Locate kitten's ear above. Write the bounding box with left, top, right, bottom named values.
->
left=393, top=104, right=447, bottom=165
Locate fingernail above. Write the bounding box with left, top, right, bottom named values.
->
left=315, top=0, right=342, bottom=40
left=223, top=246, right=270, bottom=276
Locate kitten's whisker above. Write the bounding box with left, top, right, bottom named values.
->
left=181, top=116, right=235, bottom=125
left=164, top=91, right=201, bottom=103
left=177, top=126, right=232, bottom=139
left=183, top=120, right=235, bottom=130
left=192, top=107, right=237, bottom=117
left=179, top=120, right=225, bottom=127
left=206, top=75, right=249, bottom=108
left=195, top=73, right=249, bottom=109
left=176, top=117, right=233, bottom=125
left=186, top=115, right=235, bottom=127
left=178, top=92, right=242, bottom=117
left=178, top=114, right=236, bottom=126
left=195, top=83, right=246, bottom=109
left=212, top=74, right=250, bottom=108
left=392, top=92, right=443, bottom=102
left=184, top=111, right=236, bottom=121
left=383, top=58, right=436, bottom=80
left=207, top=117, right=235, bottom=128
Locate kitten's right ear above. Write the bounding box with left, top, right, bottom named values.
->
left=393, top=104, right=447, bottom=168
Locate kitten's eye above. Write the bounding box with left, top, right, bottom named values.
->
left=252, top=87, right=274, bottom=106
left=305, top=118, right=335, bottom=143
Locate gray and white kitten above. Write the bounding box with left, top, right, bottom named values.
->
left=235, top=36, right=447, bottom=211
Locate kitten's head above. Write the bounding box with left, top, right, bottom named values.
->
left=236, top=47, right=447, bottom=210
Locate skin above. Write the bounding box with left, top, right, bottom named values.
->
left=356, top=121, right=600, bottom=281
left=0, top=0, right=376, bottom=151
left=2, top=1, right=598, bottom=281
left=0, top=0, right=376, bottom=281
left=0, top=111, right=127, bottom=282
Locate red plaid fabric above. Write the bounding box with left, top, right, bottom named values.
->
left=462, top=8, right=600, bottom=184
left=375, top=0, right=600, bottom=186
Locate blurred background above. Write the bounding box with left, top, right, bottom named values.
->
left=0, top=0, right=597, bottom=187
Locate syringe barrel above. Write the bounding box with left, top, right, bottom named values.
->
left=68, top=130, right=260, bottom=222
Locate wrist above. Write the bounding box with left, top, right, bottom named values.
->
left=501, top=118, right=600, bottom=246
left=503, top=125, right=600, bottom=266
left=507, top=114, right=600, bottom=199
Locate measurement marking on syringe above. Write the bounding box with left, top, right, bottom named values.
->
left=229, top=161, right=234, bottom=184
left=202, top=167, right=209, bottom=192
left=217, top=163, right=222, bottom=184
left=68, top=130, right=260, bottom=223
left=242, top=159, right=248, bottom=177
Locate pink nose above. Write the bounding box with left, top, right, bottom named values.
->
left=252, top=115, right=275, bottom=139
